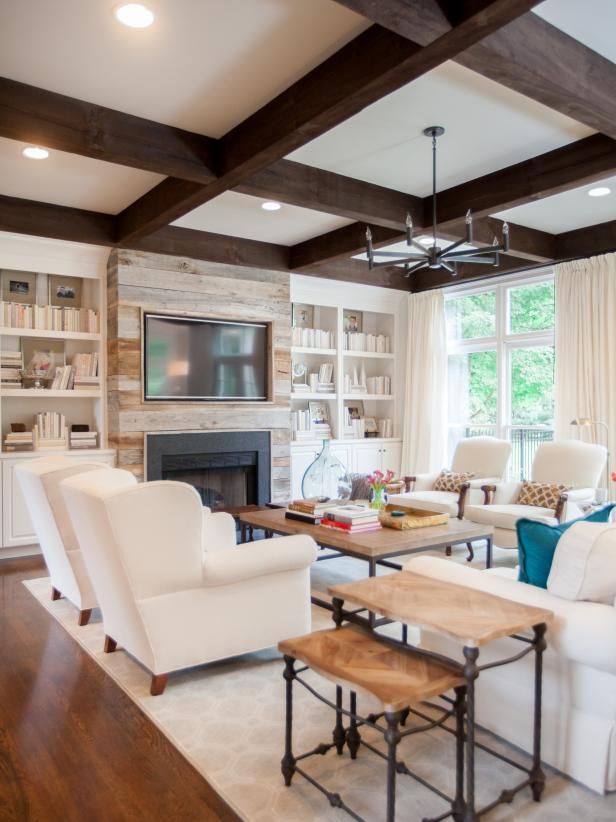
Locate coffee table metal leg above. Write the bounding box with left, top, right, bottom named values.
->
left=530, top=623, right=547, bottom=801
left=452, top=685, right=466, bottom=821
left=368, top=559, right=377, bottom=629
left=333, top=686, right=345, bottom=754
left=486, top=537, right=493, bottom=569
left=240, top=522, right=247, bottom=543
left=281, top=655, right=296, bottom=787
left=384, top=711, right=401, bottom=822
left=463, top=646, right=480, bottom=822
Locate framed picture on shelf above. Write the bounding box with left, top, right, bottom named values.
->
left=346, top=402, right=364, bottom=420
left=308, top=400, right=330, bottom=424
left=292, top=303, right=313, bottom=329
left=1, top=270, right=36, bottom=305
left=49, top=275, right=82, bottom=308
left=343, top=309, right=362, bottom=333
left=364, top=416, right=378, bottom=433
left=22, top=338, right=65, bottom=375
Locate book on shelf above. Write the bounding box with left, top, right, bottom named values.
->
left=291, top=327, right=335, bottom=349
left=72, top=351, right=99, bottom=377
left=344, top=332, right=391, bottom=353
left=70, top=431, right=98, bottom=449
left=377, top=418, right=394, bottom=438
left=3, top=431, right=34, bottom=452
left=366, top=375, right=392, bottom=395
left=1, top=350, right=24, bottom=387
left=0, top=301, right=99, bottom=333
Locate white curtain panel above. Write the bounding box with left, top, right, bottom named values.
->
left=401, top=289, right=447, bottom=474
left=554, top=253, right=616, bottom=472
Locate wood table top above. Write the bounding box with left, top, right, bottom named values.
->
left=279, top=625, right=464, bottom=712
left=238, top=508, right=492, bottom=559
left=329, top=571, right=553, bottom=648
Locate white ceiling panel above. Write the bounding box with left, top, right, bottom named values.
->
left=494, top=176, right=616, bottom=234
left=0, top=0, right=367, bottom=137
left=288, top=61, right=593, bottom=196
left=173, top=191, right=354, bottom=245
left=534, top=0, right=616, bottom=63
left=0, top=138, right=163, bottom=214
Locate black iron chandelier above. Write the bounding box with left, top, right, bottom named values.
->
left=366, top=126, right=510, bottom=277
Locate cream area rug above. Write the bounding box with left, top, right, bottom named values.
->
left=23, top=547, right=616, bottom=822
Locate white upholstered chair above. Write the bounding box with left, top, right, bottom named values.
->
left=388, top=437, right=511, bottom=560
left=465, top=440, right=607, bottom=549
left=15, top=456, right=116, bottom=625
left=61, top=467, right=317, bottom=695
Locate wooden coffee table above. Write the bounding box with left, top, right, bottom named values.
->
left=239, top=508, right=494, bottom=620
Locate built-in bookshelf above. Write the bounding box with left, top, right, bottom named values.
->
left=0, top=264, right=106, bottom=455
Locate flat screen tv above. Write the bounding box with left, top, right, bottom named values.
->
left=144, top=313, right=269, bottom=401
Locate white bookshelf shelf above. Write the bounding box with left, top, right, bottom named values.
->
left=342, top=394, right=395, bottom=401
left=343, top=350, right=394, bottom=359
left=0, top=327, right=100, bottom=341
left=291, top=346, right=336, bottom=356
left=1, top=389, right=102, bottom=399
left=291, top=392, right=337, bottom=400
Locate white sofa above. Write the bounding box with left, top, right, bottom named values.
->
left=15, top=456, right=113, bottom=625
left=404, top=555, right=616, bottom=793
left=61, top=467, right=317, bottom=694
left=465, top=440, right=606, bottom=549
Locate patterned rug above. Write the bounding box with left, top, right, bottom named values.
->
left=23, top=543, right=614, bottom=821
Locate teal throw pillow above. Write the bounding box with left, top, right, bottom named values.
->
left=517, top=504, right=616, bottom=588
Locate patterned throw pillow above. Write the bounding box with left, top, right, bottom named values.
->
left=433, top=469, right=475, bottom=493
left=517, top=480, right=572, bottom=511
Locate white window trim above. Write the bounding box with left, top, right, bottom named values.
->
left=446, top=269, right=555, bottom=439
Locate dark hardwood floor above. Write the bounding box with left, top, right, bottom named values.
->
left=0, top=556, right=240, bottom=822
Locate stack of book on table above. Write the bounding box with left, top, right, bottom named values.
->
left=321, top=504, right=382, bottom=533
left=285, top=498, right=342, bottom=524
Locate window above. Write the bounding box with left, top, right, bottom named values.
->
left=446, top=275, right=555, bottom=479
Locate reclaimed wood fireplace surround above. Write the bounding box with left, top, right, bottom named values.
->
left=106, top=249, right=292, bottom=502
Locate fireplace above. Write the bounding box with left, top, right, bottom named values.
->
left=145, top=431, right=271, bottom=510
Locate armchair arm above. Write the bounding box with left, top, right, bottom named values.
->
left=457, top=482, right=471, bottom=519
left=404, top=472, right=441, bottom=492
left=481, top=484, right=497, bottom=505
left=202, top=534, right=317, bottom=587
left=202, top=510, right=237, bottom=552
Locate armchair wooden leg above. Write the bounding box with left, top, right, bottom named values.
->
left=445, top=546, right=452, bottom=557
left=51, top=587, right=62, bottom=601
left=104, top=635, right=117, bottom=653
left=78, top=609, right=92, bottom=626
left=466, top=542, right=474, bottom=563
left=150, top=674, right=168, bottom=696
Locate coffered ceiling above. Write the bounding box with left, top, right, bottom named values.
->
left=0, top=0, right=614, bottom=291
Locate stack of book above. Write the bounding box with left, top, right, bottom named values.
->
left=1, top=350, right=23, bottom=387
left=70, top=430, right=98, bottom=449
left=0, top=302, right=99, bottom=333
left=35, top=411, right=67, bottom=449
left=50, top=365, right=75, bottom=390
left=366, top=375, right=392, bottom=395
left=3, top=431, right=34, bottom=452
left=291, top=327, right=335, bottom=349
left=312, top=420, right=332, bottom=439
left=321, top=505, right=382, bottom=533
left=316, top=362, right=334, bottom=392
left=285, top=498, right=342, bottom=524
left=344, top=332, right=391, bottom=353
left=377, top=418, right=394, bottom=438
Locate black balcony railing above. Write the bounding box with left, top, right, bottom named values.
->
left=451, top=425, right=554, bottom=480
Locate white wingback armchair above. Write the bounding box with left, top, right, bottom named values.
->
left=61, top=467, right=317, bottom=695
left=390, top=437, right=512, bottom=519
left=465, top=440, right=607, bottom=549
left=15, top=456, right=116, bottom=625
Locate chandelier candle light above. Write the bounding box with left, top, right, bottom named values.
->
left=366, top=126, right=510, bottom=278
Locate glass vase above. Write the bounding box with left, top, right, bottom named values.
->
left=370, top=486, right=387, bottom=510
left=301, top=440, right=352, bottom=501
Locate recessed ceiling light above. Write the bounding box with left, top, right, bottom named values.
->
left=114, top=3, right=154, bottom=28
left=261, top=201, right=282, bottom=211
left=22, top=146, right=49, bottom=160
left=588, top=186, right=611, bottom=197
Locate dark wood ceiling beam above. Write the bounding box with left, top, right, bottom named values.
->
left=116, top=1, right=541, bottom=244
left=300, top=258, right=411, bottom=291
left=0, top=194, right=289, bottom=271
left=556, top=219, right=616, bottom=261
left=0, top=77, right=218, bottom=183
left=0, top=194, right=116, bottom=246
left=237, top=160, right=422, bottom=230
left=432, top=134, right=616, bottom=227
left=333, top=1, right=616, bottom=139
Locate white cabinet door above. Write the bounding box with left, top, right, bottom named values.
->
left=290, top=447, right=321, bottom=499
left=353, top=443, right=383, bottom=475
left=2, top=458, right=37, bottom=547
left=381, top=442, right=402, bottom=475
